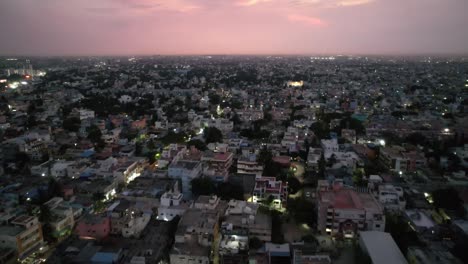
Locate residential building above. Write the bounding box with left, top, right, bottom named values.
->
left=374, top=184, right=406, bottom=212
left=75, top=214, right=110, bottom=240
left=0, top=215, right=44, bottom=260
left=237, top=154, right=263, bottom=178
left=253, top=177, right=288, bottom=208
left=107, top=200, right=151, bottom=238
left=168, top=160, right=202, bottom=198
left=157, top=183, right=191, bottom=221
left=291, top=244, right=331, bottom=264
left=201, top=151, right=234, bottom=182
left=169, top=209, right=220, bottom=264
left=317, top=182, right=385, bottom=237
left=44, top=197, right=77, bottom=239
left=221, top=200, right=272, bottom=242
left=307, top=148, right=322, bottom=171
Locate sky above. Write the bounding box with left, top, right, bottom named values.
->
left=0, top=0, right=467, bottom=56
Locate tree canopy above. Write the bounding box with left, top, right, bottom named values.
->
left=203, top=127, right=223, bottom=144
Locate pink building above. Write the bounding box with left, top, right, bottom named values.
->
left=317, top=182, right=385, bottom=238
left=201, top=151, right=234, bottom=182
left=402, top=151, right=426, bottom=172
left=253, top=176, right=288, bottom=208
left=131, top=118, right=147, bottom=129
left=109, top=115, right=124, bottom=127
left=75, top=214, right=110, bottom=239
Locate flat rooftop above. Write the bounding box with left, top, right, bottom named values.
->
left=170, top=160, right=200, bottom=170
left=172, top=234, right=211, bottom=257
left=360, top=231, right=408, bottom=264
left=0, top=226, right=23, bottom=237
left=320, top=189, right=381, bottom=211
left=405, top=210, right=435, bottom=228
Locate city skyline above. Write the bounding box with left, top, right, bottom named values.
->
left=1, top=0, right=467, bottom=56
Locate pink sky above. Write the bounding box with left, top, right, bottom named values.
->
left=0, top=0, right=467, bottom=55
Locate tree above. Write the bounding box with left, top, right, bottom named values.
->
left=187, top=139, right=207, bottom=151
left=47, top=178, right=61, bottom=198
left=15, top=152, right=30, bottom=170
left=39, top=204, right=52, bottom=223
left=287, top=177, right=301, bottom=194
left=230, top=112, right=241, bottom=126
left=161, top=131, right=188, bottom=145
left=257, top=147, right=273, bottom=165
left=249, top=237, right=263, bottom=249
left=203, top=127, right=223, bottom=144
left=385, top=213, right=422, bottom=256
left=88, top=125, right=104, bottom=144
left=287, top=197, right=317, bottom=227
left=63, top=117, right=81, bottom=132
left=92, top=191, right=105, bottom=202
left=216, top=183, right=244, bottom=200
left=310, top=121, right=330, bottom=140
left=452, top=237, right=468, bottom=264
left=92, top=191, right=106, bottom=212
left=318, top=153, right=326, bottom=178
left=208, top=93, right=221, bottom=105
left=271, top=211, right=285, bottom=243
left=264, top=161, right=282, bottom=178
left=352, top=168, right=366, bottom=187
left=405, top=132, right=427, bottom=146
left=354, top=243, right=372, bottom=264
left=191, top=177, right=216, bottom=196
left=432, top=188, right=465, bottom=217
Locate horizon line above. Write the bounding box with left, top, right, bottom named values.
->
left=1, top=52, right=468, bottom=58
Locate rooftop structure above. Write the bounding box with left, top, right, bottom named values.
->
left=359, top=231, right=408, bottom=264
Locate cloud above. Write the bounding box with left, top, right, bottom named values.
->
left=287, top=0, right=374, bottom=8
left=115, top=0, right=200, bottom=13
left=236, top=0, right=272, bottom=7
left=336, top=0, right=374, bottom=7
left=288, top=14, right=326, bottom=26
left=85, top=7, right=119, bottom=14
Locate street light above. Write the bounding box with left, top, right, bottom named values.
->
left=379, top=139, right=386, bottom=146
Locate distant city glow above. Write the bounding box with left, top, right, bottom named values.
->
left=287, top=81, right=304, bottom=87
left=8, top=82, right=19, bottom=89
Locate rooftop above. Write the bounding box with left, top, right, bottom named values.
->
left=320, top=188, right=382, bottom=211
left=172, top=234, right=211, bottom=257
left=0, top=226, right=23, bottom=236
left=170, top=160, right=200, bottom=170
left=360, top=231, right=408, bottom=264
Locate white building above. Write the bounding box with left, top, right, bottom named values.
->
left=375, top=185, right=406, bottom=212
left=118, top=95, right=133, bottom=104
left=221, top=200, right=272, bottom=241
left=78, top=109, right=95, bottom=120
left=321, top=138, right=339, bottom=158
left=359, top=231, right=408, bottom=264
left=157, top=183, right=191, bottom=221
left=51, top=161, right=74, bottom=178
left=168, top=160, right=202, bottom=198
